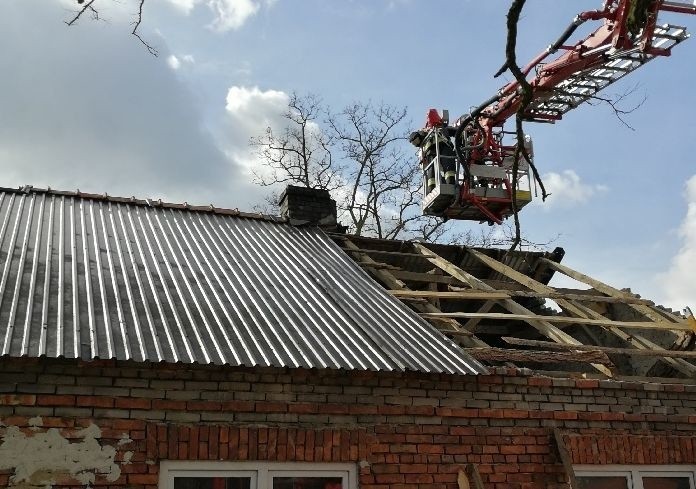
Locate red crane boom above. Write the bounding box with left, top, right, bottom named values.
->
left=411, top=0, right=696, bottom=224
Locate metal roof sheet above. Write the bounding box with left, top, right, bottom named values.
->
left=0, top=188, right=484, bottom=374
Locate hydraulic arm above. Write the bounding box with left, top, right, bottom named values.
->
left=411, top=0, right=696, bottom=224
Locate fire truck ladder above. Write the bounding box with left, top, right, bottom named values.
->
left=525, top=24, right=690, bottom=122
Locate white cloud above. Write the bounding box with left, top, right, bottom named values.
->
left=1, top=1, right=263, bottom=210
left=225, top=85, right=289, bottom=123
left=536, top=170, right=607, bottom=209
left=164, top=0, right=199, bottom=14
left=657, top=175, right=696, bottom=310
left=167, top=54, right=181, bottom=69
left=207, top=0, right=261, bottom=32
left=162, top=0, right=272, bottom=32
left=223, top=86, right=290, bottom=179
left=166, top=54, right=195, bottom=70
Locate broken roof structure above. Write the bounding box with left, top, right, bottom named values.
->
left=0, top=184, right=694, bottom=380
left=335, top=233, right=696, bottom=380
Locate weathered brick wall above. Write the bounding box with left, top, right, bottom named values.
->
left=2, top=358, right=696, bottom=489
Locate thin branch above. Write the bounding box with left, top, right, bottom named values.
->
left=132, top=0, right=158, bottom=56
left=584, top=86, right=647, bottom=131
left=502, top=0, right=531, bottom=252
left=65, top=0, right=97, bottom=26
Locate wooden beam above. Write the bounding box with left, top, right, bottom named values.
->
left=466, top=249, right=696, bottom=377
left=462, top=300, right=498, bottom=331
left=412, top=243, right=613, bottom=376
left=540, top=258, right=683, bottom=323
left=566, top=297, right=696, bottom=377
left=397, top=288, right=655, bottom=305
left=503, top=337, right=696, bottom=360
left=554, top=429, right=578, bottom=489
left=390, top=290, right=511, bottom=300
left=338, top=246, right=429, bottom=258
left=464, top=464, right=485, bottom=489
left=342, top=239, right=487, bottom=348
left=420, top=312, right=693, bottom=331
left=356, top=260, right=401, bottom=271
left=390, top=269, right=466, bottom=286
left=465, top=347, right=613, bottom=365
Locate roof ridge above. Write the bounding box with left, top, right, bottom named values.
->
left=1, top=185, right=286, bottom=223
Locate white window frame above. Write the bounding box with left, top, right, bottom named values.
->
left=159, top=461, right=357, bottom=489
left=575, top=465, right=696, bottom=489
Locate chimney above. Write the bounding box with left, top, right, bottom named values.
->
left=279, top=185, right=338, bottom=229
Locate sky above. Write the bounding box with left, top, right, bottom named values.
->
left=1, top=0, right=695, bottom=311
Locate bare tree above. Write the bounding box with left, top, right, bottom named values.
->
left=327, top=102, right=417, bottom=238
left=250, top=93, right=340, bottom=192
left=251, top=96, right=457, bottom=241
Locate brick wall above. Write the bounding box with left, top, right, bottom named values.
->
left=2, top=358, right=696, bottom=489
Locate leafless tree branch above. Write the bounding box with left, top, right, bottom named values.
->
left=497, top=0, right=552, bottom=253
left=66, top=0, right=157, bottom=55
left=132, top=0, right=158, bottom=56
left=583, top=84, right=647, bottom=131
left=65, top=0, right=97, bottom=26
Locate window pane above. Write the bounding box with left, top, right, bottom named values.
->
left=273, top=476, right=342, bottom=489
left=642, top=477, right=691, bottom=489
left=175, top=477, right=252, bottom=489
left=577, top=476, right=628, bottom=489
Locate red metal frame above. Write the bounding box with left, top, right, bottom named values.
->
left=423, top=0, right=695, bottom=224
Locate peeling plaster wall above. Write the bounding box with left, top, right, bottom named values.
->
left=0, top=420, right=128, bottom=488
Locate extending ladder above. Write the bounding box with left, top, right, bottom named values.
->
left=525, top=24, right=690, bottom=122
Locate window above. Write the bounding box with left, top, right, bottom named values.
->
left=576, top=466, right=696, bottom=489
left=159, top=462, right=356, bottom=489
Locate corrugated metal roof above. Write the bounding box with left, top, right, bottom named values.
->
left=0, top=188, right=484, bottom=374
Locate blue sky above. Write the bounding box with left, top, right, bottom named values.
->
left=2, top=0, right=695, bottom=310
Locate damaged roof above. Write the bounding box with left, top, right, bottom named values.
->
left=334, top=233, right=696, bottom=380
left=0, top=187, right=484, bottom=374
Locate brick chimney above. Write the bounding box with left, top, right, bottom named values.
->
left=279, top=185, right=338, bottom=229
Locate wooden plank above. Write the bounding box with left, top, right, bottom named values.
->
left=466, top=249, right=696, bottom=377
left=390, top=269, right=466, bottom=285
left=463, top=300, right=498, bottom=331
left=565, top=297, right=696, bottom=377
left=540, top=258, right=683, bottom=323
left=397, top=288, right=655, bottom=304
left=356, top=261, right=401, bottom=271
left=420, top=312, right=693, bottom=331
left=465, top=347, right=613, bottom=365
left=554, top=429, right=578, bottom=489
left=503, top=337, right=696, bottom=359
left=338, top=246, right=429, bottom=258
left=464, top=464, right=485, bottom=489
left=412, top=243, right=613, bottom=376
left=390, top=290, right=511, bottom=300
left=342, top=239, right=487, bottom=348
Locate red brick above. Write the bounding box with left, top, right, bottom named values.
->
left=255, top=402, right=288, bottom=413
left=0, top=394, right=36, bottom=406
left=116, top=398, right=152, bottom=410
left=37, top=395, right=75, bottom=406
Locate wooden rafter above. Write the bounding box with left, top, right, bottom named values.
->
left=540, top=258, right=684, bottom=323
left=466, top=248, right=696, bottom=377
left=411, top=243, right=613, bottom=376
left=465, top=347, right=613, bottom=366
left=420, top=312, right=692, bottom=331
left=504, top=337, right=696, bottom=360
left=339, top=238, right=487, bottom=348
left=393, top=288, right=656, bottom=305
